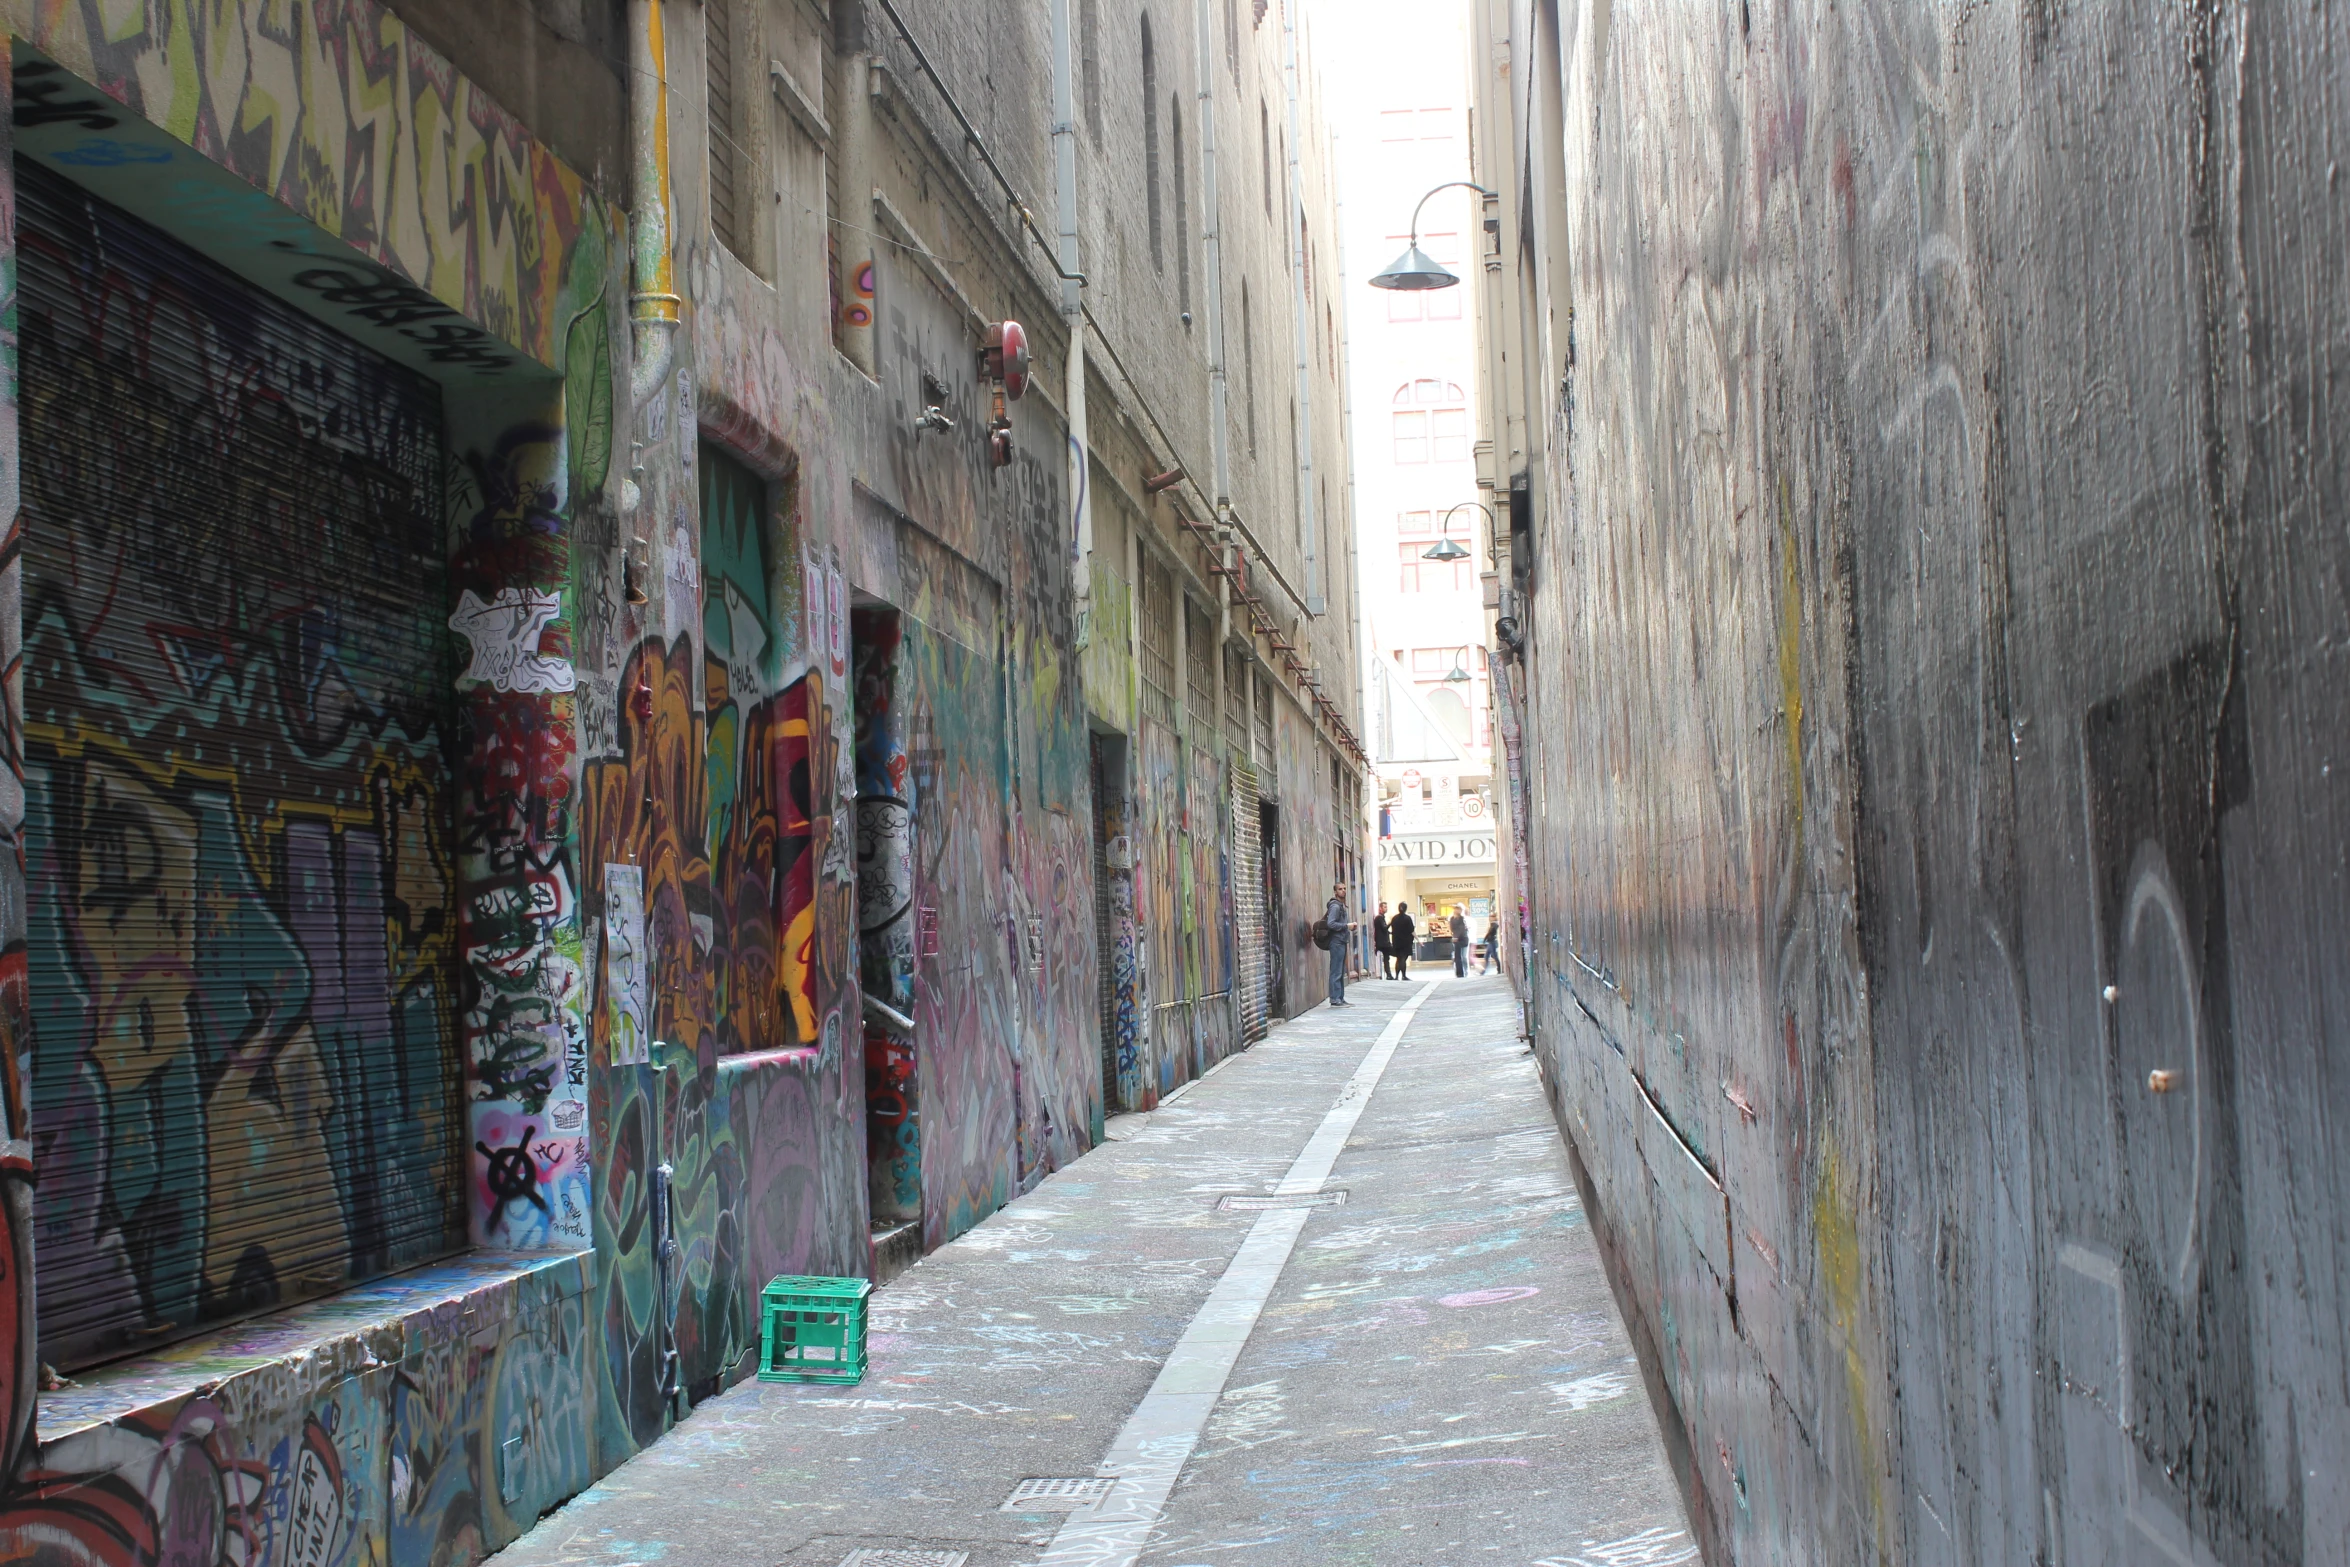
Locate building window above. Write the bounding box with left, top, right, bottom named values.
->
left=1288, top=400, right=1299, bottom=526
left=1399, top=509, right=1433, bottom=536
left=1260, top=99, right=1273, bottom=215
left=1390, top=379, right=1467, bottom=464
left=1186, top=600, right=1217, bottom=722
left=1143, top=18, right=1162, bottom=271
left=1225, top=647, right=1250, bottom=752
left=1172, top=99, right=1192, bottom=317
left=1082, top=0, right=1103, bottom=142
left=1397, top=543, right=1472, bottom=594
left=1243, top=283, right=1256, bottom=454
left=1392, top=410, right=1429, bottom=464
left=1140, top=555, right=1176, bottom=699
left=707, top=0, right=745, bottom=259
left=1431, top=407, right=1469, bottom=462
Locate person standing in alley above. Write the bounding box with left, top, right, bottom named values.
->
left=1371, top=901, right=1393, bottom=980
left=1480, top=913, right=1500, bottom=975
left=1324, top=883, right=1356, bottom=1006
left=1450, top=906, right=1471, bottom=977
left=1389, top=901, right=1415, bottom=980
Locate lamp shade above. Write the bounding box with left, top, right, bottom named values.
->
left=1369, top=243, right=1459, bottom=291
left=1421, top=536, right=1471, bottom=562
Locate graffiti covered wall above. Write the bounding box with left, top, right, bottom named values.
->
left=1270, top=689, right=1338, bottom=1020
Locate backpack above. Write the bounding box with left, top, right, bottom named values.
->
left=1309, top=917, right=1332, bottom=950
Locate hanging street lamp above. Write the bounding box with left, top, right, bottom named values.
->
left=1368, top=181, right=1496, bottom=292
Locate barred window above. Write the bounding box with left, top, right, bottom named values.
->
left=1186, top=601, right=1217, bottom=722
left=1224, top=648, right=1251, bottom=753
left=1140, top=557, right=1176, bottom=698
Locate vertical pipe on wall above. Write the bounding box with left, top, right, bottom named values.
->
left=1051, top=0, right=1092, bottom=649
left=1190, top=0, right=1233, bottom=517
left=1281, top=0, right=1323, bottom=615
left=628, top=0, right=681, bottom=413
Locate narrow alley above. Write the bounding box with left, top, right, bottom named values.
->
left=490, top=977, right=1692, bottom=1567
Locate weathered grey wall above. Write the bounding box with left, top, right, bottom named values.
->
left=1507, top=1, right=2350, bottom=1562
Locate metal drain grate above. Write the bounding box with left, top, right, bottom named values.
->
left=1216, top=1190, right=1346, bottom=1212
left=1000, top=1476, right=1115, bottom=1512
left=836, top=1552, right=969, bottom=1567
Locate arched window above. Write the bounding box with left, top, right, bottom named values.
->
left=1142, top=18, right=1162, bottom=270
left=1260, top=99, right=1273, bottom=215
left=1390, top=379, right=1468, bottom=464
left=1172, top=97, right=1191, bottom=315
left=1242, top=283, right=1257, bottom=454
left=1082, top=0, right=1103, bottom=141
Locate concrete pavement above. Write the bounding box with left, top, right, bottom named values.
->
left=489, top=975, right=1692, bottom=1566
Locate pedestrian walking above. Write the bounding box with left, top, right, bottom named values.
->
left=1450, top=906, right=1471, bottom=977
left=1323, top=883, right=1356, bottom=1006
left=1389, top=902, right=1415, bottom=980
left=1480, top=915, right=1500, bottom=975
left=1371, top=901, right=1393, bottom=980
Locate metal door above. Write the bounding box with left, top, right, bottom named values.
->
left=19, top=162, right=462, bottom=1369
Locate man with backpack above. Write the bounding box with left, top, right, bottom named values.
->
left=1450, top=906, right=1472, bottom=977
left=1388, top=901, right=1416, bottom=980
left=1319, top=883, right=1356, bottom=1006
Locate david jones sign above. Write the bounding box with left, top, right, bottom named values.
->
left=1379, top=832, right=1496, bottom=865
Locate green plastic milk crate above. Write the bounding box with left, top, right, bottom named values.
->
left=758, top=1274, right=871, bottom=1384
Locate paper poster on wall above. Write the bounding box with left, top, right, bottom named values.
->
left=827, top=558, right=848, bottom=681
left=605, top=863, right=651, bottom=1066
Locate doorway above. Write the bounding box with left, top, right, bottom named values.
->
left=1092, top=732, right=1137, bottom=1116
left=1259, top=802, right=1285, bottom=1020
left=852, top=604, right=920, bottom=1264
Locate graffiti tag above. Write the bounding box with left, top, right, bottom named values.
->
left=451, top=588, right=577, bottom=693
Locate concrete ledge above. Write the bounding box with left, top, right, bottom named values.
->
left=16, top=1249, right=597, bottom=1567
left=41, top=1249, right=594, bottom=1443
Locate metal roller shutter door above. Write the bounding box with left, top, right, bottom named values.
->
left=18, top=161, right=465, bottom=1371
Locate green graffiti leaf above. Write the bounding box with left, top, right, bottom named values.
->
left=564, top=301, right=613, bottom=500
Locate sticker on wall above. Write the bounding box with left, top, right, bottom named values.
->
left=281, top=1415, right=348, bottom=1567
left=450, top=587, right=576, bottom=692
left=920, top=905, right=940, bottom=958
left=605, top=864, right=651, bottom=1066
left=827, top=558, right=848, bottom=681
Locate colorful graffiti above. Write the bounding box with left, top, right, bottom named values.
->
left=862, top=1026, right=919, bottom=1225
left=20, top=0, right=596, bottom=374
left=1092, top=739, right=1144, bottom=1113
left=852, top=609, right=916, bottom=1012
left=853, top=608, right=920, bottom=1222
left=904, top=616, right=1017, bottom=1246
left=19, top=159, right=467, bottom=1368
left=448, top=382, right=592, bottom=1253
left=0, top=61, right=33, bottom=1505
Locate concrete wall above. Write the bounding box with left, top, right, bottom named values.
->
left=0, top=0, right=1369, bottom=1561
left=1488, top=1, right=2350, bottom=1562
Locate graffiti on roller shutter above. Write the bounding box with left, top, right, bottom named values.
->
left=18, top=176, right=468, bottom=1359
